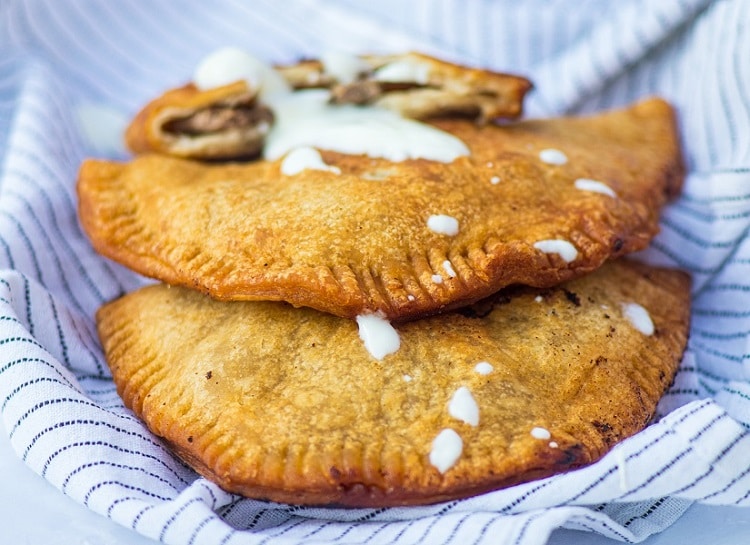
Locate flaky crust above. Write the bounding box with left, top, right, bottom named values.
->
left=79, top=98, right=684, bottom=320
left=97, top=259, right=691, bottom=506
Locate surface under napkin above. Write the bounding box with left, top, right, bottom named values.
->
left=0, top=0, right=749, bottom=544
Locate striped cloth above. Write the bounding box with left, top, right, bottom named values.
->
left=1, top=0, right=748, bottom=543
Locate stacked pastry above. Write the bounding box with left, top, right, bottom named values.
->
left=78, top=49, right=691, bottom=507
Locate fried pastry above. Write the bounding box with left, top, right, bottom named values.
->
left=124, top=80, right=274, bottom=161
left=97, top=259, right=691, bottom=506
left=125, top=51, right=532, bottom=160
left=79, top=97, right=684, bottom=321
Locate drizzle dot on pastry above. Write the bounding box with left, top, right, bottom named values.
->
left=621, top=302, right=654, bottom=335
left=474, top=361, right=494, bottom=375
left=533, top=239, right=578, bottom=263
left=530, top=426, right=551, bottom=440
left=430, top=429, right=463, bottom=473
left=574, top=178, right=617, bottom=198
left=442, top=260, right=457, bottom=278
left=490, top=176, right=501, bottom=185
left=448, top=386, right=479, bottom=426
left=281, top=147, right=341, bottom=176
left=427, top=214, right=459, bottom=236
left=539, top=148, right=568, bottom=165
left=355, top=313, right=401, bottom=360
left=431, top=274, right=444, bottom=284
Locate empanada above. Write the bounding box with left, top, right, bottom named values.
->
left=97, top=259, right=691, bottom=506
left=79, top=98, right=684, bottom=321
left=125, top=51, right=532, bottom=160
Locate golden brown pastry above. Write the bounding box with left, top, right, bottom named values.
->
left=125, top=52, right=532, bottom=160
left=97, top=259, right=691, bottom=507
left=124, top=81, right=274, bottom=160
left=79, top=98, right=684, bottom=321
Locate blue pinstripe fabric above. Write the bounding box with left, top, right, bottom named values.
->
left=1, top=1, right=748, bottom=543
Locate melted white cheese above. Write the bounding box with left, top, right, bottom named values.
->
left=533, top=239, right=578, bottom=263
left=574, top=178, right=617, bottom=198
left=621, top=302, right=655, bottom=335
left=355, top=313, right=401, bottom=360
left=193, top=47, right=290, bottom=98
left=448, top=387, right=479, bottom=426
left=427, top=214, right=460, bottom=236
left=429, top=428, right=463, bottom=473
left=263, top=90, right=469, bottom=163
left=281, top=146, right=341, bottom=176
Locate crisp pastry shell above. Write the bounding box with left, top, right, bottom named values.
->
left=80, top=98, right=684, bottom=321
left=97, top=259, right=691, bottom=507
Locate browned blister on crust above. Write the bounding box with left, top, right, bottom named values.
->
left=97, top=259, right=691, bottom=507
left=79, top=98, right=684, bottom=320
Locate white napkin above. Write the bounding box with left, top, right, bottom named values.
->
left=1, top=1, right=749, bottom=544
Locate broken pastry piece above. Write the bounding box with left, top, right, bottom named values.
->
left=279, top=51, right=533, bottom=122
left=97, top=259, right=691, bottom=507
left=125, top=50, right=531, bottom=160
left=124, top=81, right=274, bottom=160
left=79, top=97, right=684, bottom=321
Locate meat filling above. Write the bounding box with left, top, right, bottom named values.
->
left=164, top=96, right=274, bottom=136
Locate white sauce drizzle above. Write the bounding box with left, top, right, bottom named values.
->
left=474, top=361, right=494, bottom=375
left=430, top=428, right=463, bottom=473
left=448, top=387, right=479, bottom=426
left=534, top=295, right=544, bottom=303
left=193, top=47, right=290, bottom=98
left=281, top=146, right=341, bottom=176
left=194, top=49, right=470, bottom=164
left=530, top=426, right=551, bottom=440
left=320, top=50, right=369, bottom=84
left=427, top=214, right=459, bottom=236
left=549, top=441, right=559, bottom=449
left=403, top=374, right=413, bottom=382
left=490, top=176, right=501, bottom=185
left=533, top=239, right=578, bottom=263
left=539, top=148, right=568, bottom=165
left=574, top=178, right=617, bottom=198
left=373, top=59, right=431, bottom=85
left=431, top=274, right=444, bottom=284
left=442, top=260, right=457, bottom=278
left=621, top=302, right=654, bottom=336
left=263, top=89, right=469, bottom=163
left=355, top=313, right=401, bottom=360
